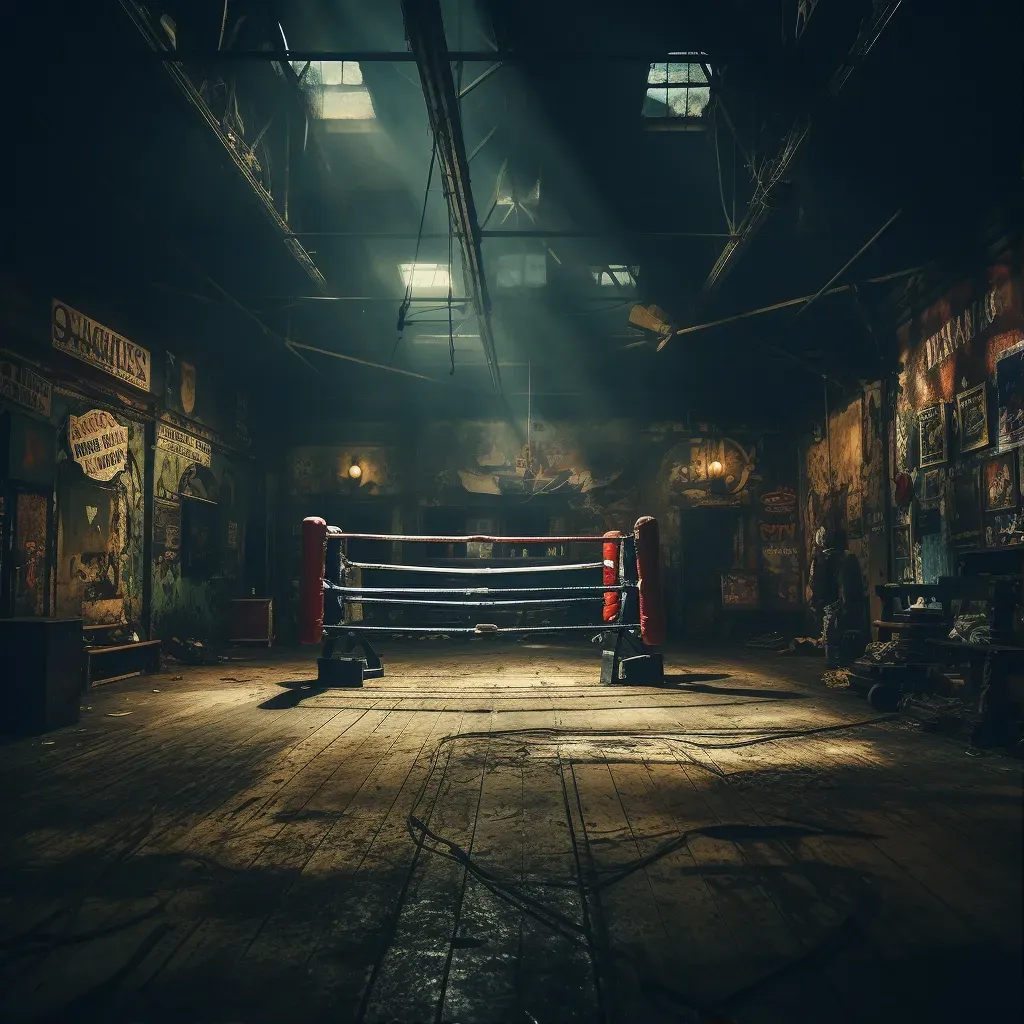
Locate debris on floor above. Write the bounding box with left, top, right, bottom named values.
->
left=822, top=668, right=851, bottom=688
left=898, top=693, right=966, bottom=733
left=744, top=632, right=789, bottom=651
left=166, top=636, right=221, bottom=665
left=782, top=636, right=823, bottom=656
left=106, top=711, right=134, bottom=717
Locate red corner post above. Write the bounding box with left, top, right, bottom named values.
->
left=300, top=517, right=328, bottom=645
left=602, top=531, right=622, bottom=622
left=634, top=516, right=666, bottom=647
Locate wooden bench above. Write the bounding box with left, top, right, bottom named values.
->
left=83, top=624, right=162, bottom=687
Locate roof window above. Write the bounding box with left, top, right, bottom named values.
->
left=643, top=56, right=710, bottom=119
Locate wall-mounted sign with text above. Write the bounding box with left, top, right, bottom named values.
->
left=0, top=357, right=52, bottom=416
left=156, top=422, right=212, bottom=468
left=69, top=409, right=129, bottom=481
left=51, top=299, right=152, bottom=392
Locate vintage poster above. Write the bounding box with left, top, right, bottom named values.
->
left=51, top=300, right=151, bottom=392
left=721, top=571, right=759, bottom=609
left=947, top=464, right=982, bottom=542
left=984, top=512, right=1024, bottom=548
left=955, top=383, right=989, bottom=453
left=919, top=468, right=942, bottom=509
left=0, top=356, right=52, bottom=416
left=983, top=453, right=1017, bottom=511
left=68, top=410, right=129, bottom=482
left=156, top=422, right=212, bottom=468
left=996, top=341, right=1024, bottom=452
left=918, top=404, right=948, bottom=467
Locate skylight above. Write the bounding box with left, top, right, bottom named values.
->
left=643, top=54, right=710, bottom=119
left=592, top=265, right=639, bottom=287
left=292, top=60, right=376, bottom=120
left=400, top=263, right=451, bottom=291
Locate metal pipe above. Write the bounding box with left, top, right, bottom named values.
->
left=401, top=0, right=502, bottom=394
left=794, top=209, right=901, bottom=320
left=285, top=229, right=736, bottom=238
left=700, top=1, right=903, bottom=295
left=468, top=122, right=500, bottom=162
left=459, top=61, right=503, bottom=98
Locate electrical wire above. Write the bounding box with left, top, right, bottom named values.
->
left=356, top=715, right=893, bottom=1021
left=391, top=145, right=437, bottom=362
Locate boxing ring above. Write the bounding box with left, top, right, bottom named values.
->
left=299, top=516, right=666, bottom=687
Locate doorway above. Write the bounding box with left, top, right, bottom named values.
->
left=679, top=506, right=741, bottom=637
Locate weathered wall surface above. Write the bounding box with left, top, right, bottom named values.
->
left=283, top=420, right=800, bottom=637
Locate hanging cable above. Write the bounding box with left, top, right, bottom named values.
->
left=447, top=204, right=456, bottom=375
left=392, top=145, right=437, bottom=363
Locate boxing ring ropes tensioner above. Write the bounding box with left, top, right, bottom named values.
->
left=299, top=516, right=667, bottom=687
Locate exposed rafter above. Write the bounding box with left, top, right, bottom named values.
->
left=700, top=0, right=903, bottom=297
left=119, top=0, right=327, bottom=293
left=401, top=0, right=502, bottom=394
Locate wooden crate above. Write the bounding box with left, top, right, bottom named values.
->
left=228, top=598, right=274, bottom=646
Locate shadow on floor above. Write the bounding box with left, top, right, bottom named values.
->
left=258, top=681, right=321, bottom=710
left=658, top=673, right=808, bottom=699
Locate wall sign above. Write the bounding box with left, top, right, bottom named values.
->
left=156, top=422, right=212, bottom=468
left=51, top=300, right=152, bottom=392
left=0, top=357, right=52, bottom=416
left=68, top=409, right=129, bottom=481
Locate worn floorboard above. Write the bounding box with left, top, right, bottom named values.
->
left=0, top=642, right=1019, bottom=1024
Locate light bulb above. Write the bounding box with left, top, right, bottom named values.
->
left=708, top=460, right=724, bottom=479
left=348, top=462, right=362, bottom=480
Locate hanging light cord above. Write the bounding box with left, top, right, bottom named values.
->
left=392, top=145, right=437, bottom=362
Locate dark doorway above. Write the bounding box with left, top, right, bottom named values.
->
left=679, top=506, right=741, bottom=637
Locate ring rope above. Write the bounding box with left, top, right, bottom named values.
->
left=328, top=532, right=623, bottom=544
left=324, top=583, right=634, bottom=596
left=341, top=559, right=605, bottom=575
left=333, top=595, right=605, bottom=608
left=321, top=623, right=638, bottom=635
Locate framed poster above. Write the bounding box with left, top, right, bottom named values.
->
left=947, top=463, right=982, bottom=542
left=996, top=341, right=1024, bottom=452
left=920, top=468, right=942, bottom=508
left=918, top=404, right=948, bottom=467
left=721, top=572, right=759, bottom=609
left=982, top=453, right=1017, bottom=511
left=955, top=383, right=989, bottom=453
left=984, top=512, right=1024, bottom=549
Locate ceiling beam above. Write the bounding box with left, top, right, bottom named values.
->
left=700, top=0, right=903, bottom=297
left=286, top=230, right=736, bottom=239
left=145, top=50, right=728, bottom=63
left=400, top=0, right=502, bottom=394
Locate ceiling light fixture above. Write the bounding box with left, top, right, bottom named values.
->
left=348, top=461, right=363, bottom=480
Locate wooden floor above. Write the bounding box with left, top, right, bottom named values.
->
left=0, top=641, right=1020, bottom=1024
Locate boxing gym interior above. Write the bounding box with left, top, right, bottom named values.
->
left=2, top=2, right=1022, bottom=1022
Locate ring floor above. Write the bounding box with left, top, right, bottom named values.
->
left=0, top=641, right=1020, bottom=1023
